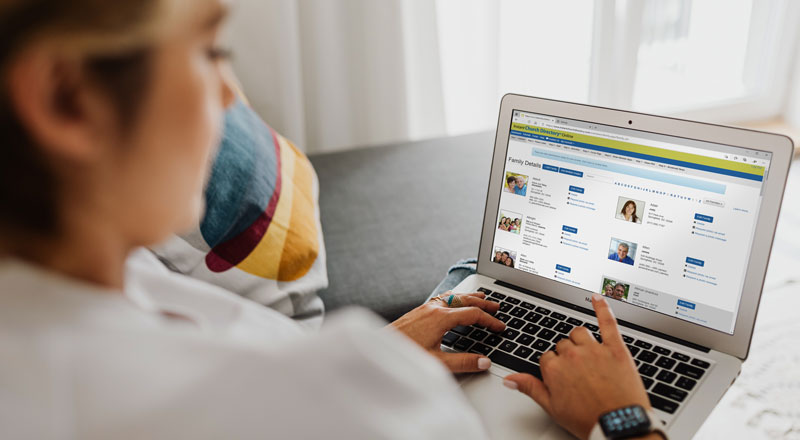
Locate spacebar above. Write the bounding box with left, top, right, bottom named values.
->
left=489, top=351, right=542, bottom=379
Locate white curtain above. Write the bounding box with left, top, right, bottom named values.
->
left=224, top=0, right=800, bottom=154
left=224, top=0, right=448, bottom=153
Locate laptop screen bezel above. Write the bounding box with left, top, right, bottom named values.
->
left=477, top=93, right=793, bottom=360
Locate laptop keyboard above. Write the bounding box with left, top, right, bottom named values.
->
left=441, top=288, right=713, bottom=415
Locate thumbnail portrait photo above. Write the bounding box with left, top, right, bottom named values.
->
left=498, top=210, right=523, bottom=234
left=492, top=247, right=517, bottom=269
left=608, top=238, right=637, bottom=265
left=504, top=171, right=528, bottom=197
left=600, top=277, right=629, bottom=301
left=615, top=196, right=644, bottom=224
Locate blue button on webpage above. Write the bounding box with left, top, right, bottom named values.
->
left=677, top=300, right=696, bottom=310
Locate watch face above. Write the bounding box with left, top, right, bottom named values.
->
left=600, top=405, right=651, bottom=439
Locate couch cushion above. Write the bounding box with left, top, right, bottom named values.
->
left=310, top=131, right=494, bottom=321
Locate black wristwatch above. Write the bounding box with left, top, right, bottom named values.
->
left=588, top=405, right=668, bottom=439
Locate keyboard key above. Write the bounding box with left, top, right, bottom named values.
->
left=517, top=334, right=535, bottom=346
left=508, top=318, right=525, bottom=330
left=501, top=329, right=520, bottom=340
left=652, top=383, right=688, bottom=402
left=671, top=352, right=690, bottom=362
left=635, top=359, right=641, bottom=367
left=583, top=323, right=599, bottom=332
left=495, top=313, right=511, bottom=323
left=522, top=323, right=542, bottom=335
left=675, top=376, right=697, bottom=391
left=622, top=335, right=634, bottom=344
left=510, top=307, right=527, bottom=318
left=540, top=317, right=558, bottom=329
left=489, top=291, right=506, bottom=299
left=520, top=301, right=534, bottom=309
left=653, top=346, right=671, bottom=356
left=499, top=302, right=513, bottom=313
left=514, top=346, right=534, bottom=359
left=506, top=297, right=521, bottom=305
left=486, top=297, right=500, bottom=303
left=641, top=377, right=654, bottom=390
left=535, top=306, right=551, bottom=315
left=538, top=329, right=557, bottom=341
left=442, top=332, right=459, bottom=346
left=656, top=370, right=677, bottom=384
left=634, top=340, right=653, bottom=350
left=499, top=340, right=518, bottom=353
left=566, top=317, right=583, bottom=326
left=484, top=334, right=502, bottom=347
left=532, top=339, right=550, bottom=351
left=478, top=287, right=492, bottom=295
left=469, top=329, right=488, bottom=342
left=627, top=345, right=641, bottom=356
left=470, top=343, right=492, bottom=356
left=524, top=312, right=543, bottom=323
left=551, top=312, right=567, bottom=321
left=691, top=358, right=711, bottom=369
left=454, top=337, right=473, bottom=351
left=452, top=325, right=471, bottom=336
left=593, top=332, right=603, bottom=343
left=638, top=363, right=658, bottom=377
left=655, top=356, right=676, bottom=370
left=554, top=322, right=574, bottom=335
left=637, top=350, right=658, bottom=364
left=489, top=350, right=542, bottom=379
left=530, top=351, right=544, bottom=363
left=648, top=393, right=678, bottom=414
left=675, top=362, right=705, bottom=380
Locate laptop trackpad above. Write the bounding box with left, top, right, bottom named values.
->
left=460, top=372, right=572, bottom=440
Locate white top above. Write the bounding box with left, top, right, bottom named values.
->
left=0, top=249, right=487, bottom=440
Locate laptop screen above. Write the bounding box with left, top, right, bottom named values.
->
left=490, top=110, right=773, bottom=334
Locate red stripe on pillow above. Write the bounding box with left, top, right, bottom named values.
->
left=205, top=127, right=283, bottom=272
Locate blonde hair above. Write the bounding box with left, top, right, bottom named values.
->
left=0, top=0, right=182, bottom=237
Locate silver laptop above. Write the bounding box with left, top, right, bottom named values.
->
left=444, top=94, right=793, bottom=439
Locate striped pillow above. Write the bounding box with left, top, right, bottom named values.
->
left=150, top=99, right=327, bottom=328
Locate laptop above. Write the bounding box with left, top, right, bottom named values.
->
left=442, top=94, right=793, bottom=439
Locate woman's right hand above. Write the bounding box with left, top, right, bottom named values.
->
left=503, top=294, right=651, bottom=440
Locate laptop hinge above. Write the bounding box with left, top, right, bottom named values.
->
left=494, top=280, right=711, bottom=353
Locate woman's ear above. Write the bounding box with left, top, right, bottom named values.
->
left=7, top=46, right=110, bottom=163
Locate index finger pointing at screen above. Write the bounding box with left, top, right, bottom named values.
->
left=591, top=294, right=624, bottom=347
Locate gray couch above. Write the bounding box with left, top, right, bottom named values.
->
left=310, top=131, right=496, bottom=321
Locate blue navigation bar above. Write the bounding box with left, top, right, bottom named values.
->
left=532, top=148, right=727, bottom=195
left=513, top=129, right=762, bottom=182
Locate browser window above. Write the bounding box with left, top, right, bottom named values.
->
left=490, top=110, right=772, bottom=334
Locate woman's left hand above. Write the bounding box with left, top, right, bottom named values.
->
left=390, top=292, right=505, bottom=373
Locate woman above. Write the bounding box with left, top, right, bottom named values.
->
left=617, top=200, right=640, bottom=223
left=0, top=1, right=654, bottom=439
left=499, top=218, right=509, bottom=231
